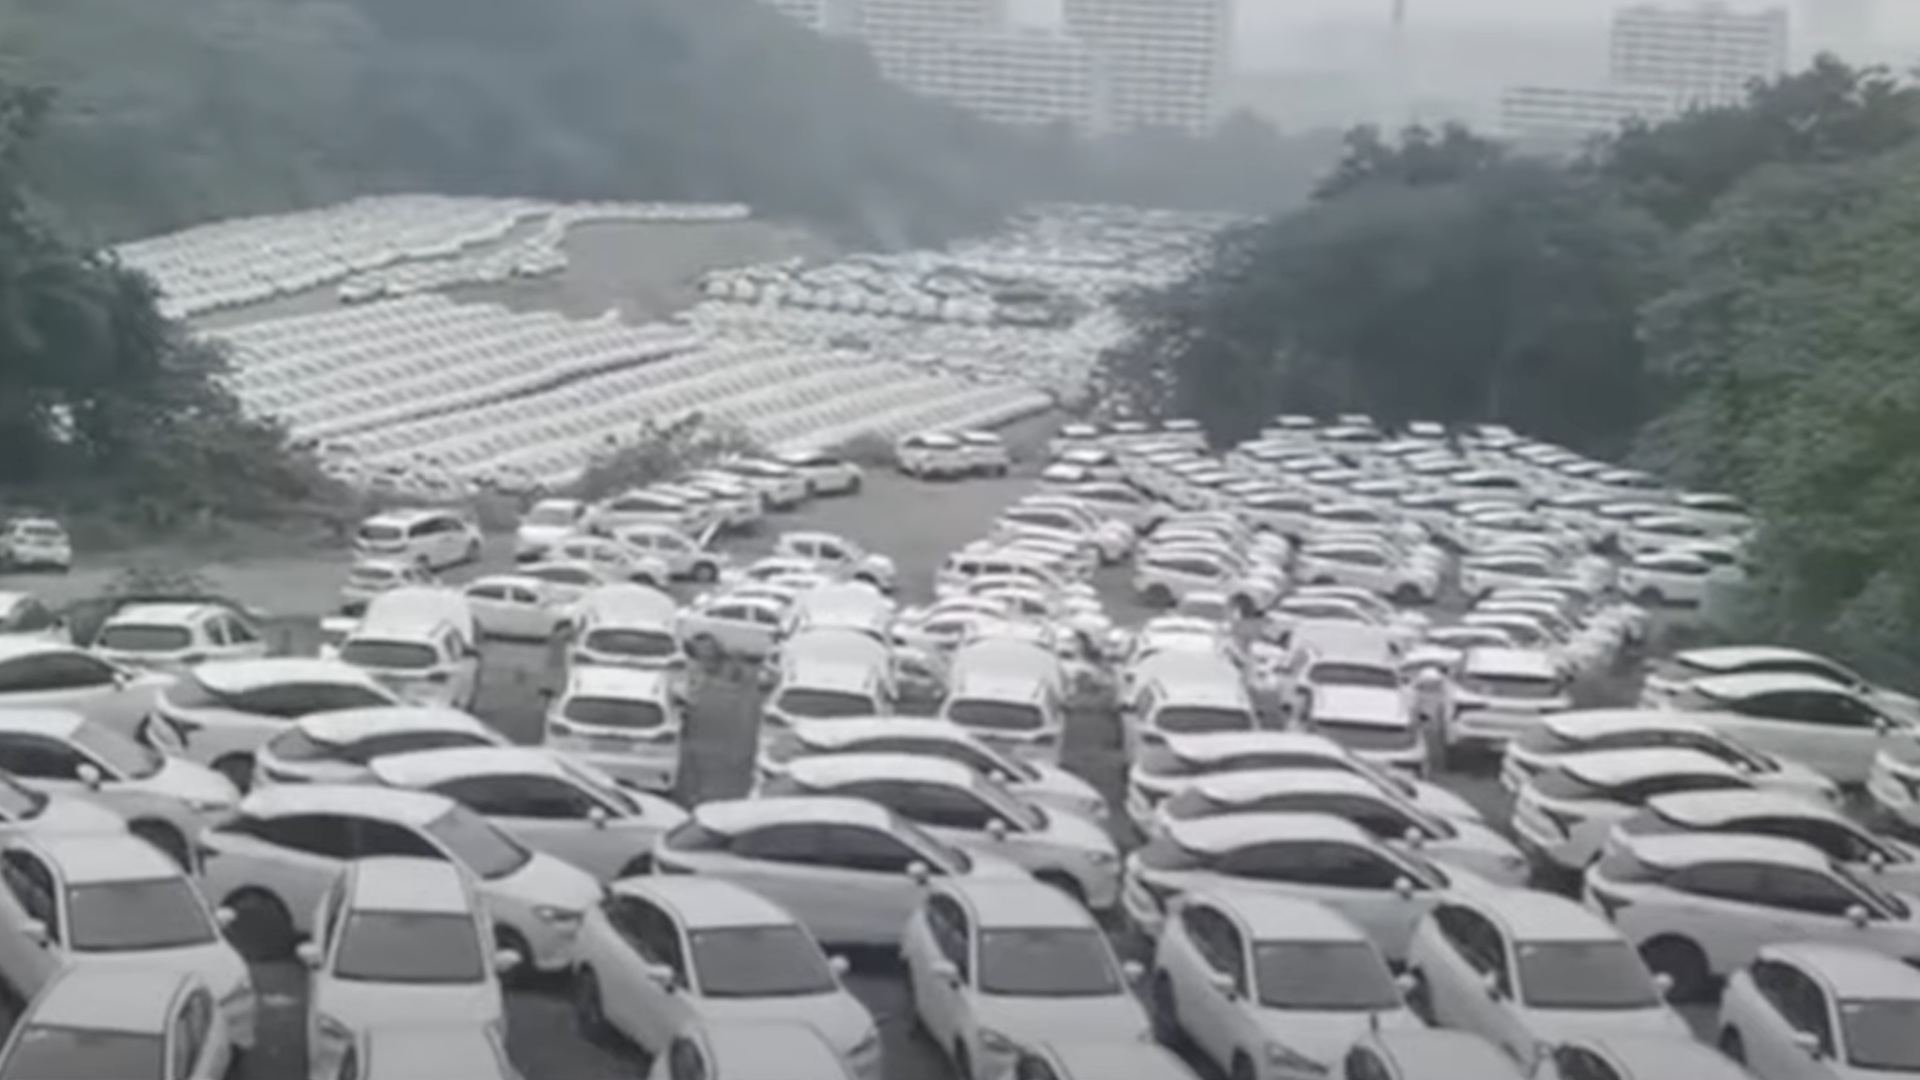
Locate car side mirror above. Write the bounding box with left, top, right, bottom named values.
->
left=295, top=941, right=322, bottom=968
left=930, top=959, right=962, bottom=986
left=1394, top=973, right=1418, bottom=997
left=493, top=948, right=522, bottom=974
left=215, top=906, right=238, bottom=929
left=1206, top=969, right=1238, bottom=1000
left=985, top=818, right=1010, bottom=841
left=643, top=962, right=678, bottom=991
left=75, top=763, right=103, bottom=789
left=21, top=918, right=47, bottom=947
left=1846, top=904, right=1872, bottom=929
left=1401, top=826, right=1426, bottom=849
left=907, top=860, right=932, bottom=885
left=1791, top=1029, right=1823, bottom=1059
left=1652, top=972, right=1675, bottom=998
left=1393, top=876, right=1416, bottom=900
left=587, top=807, right=609, bottom=829
left=829, top=954, right=851, bottom=977
left=1122, top=960, right=1145, bottom=983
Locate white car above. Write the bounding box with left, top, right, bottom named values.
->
left=646, top=1019, right=861, bottom=1080
left=755, top=717, right=1107, bottom=823
left=717, top=458, right=811, bottom=509
left=1641, top=645, right=1920, bottom=723
left=1584, top=832, right=1920, bottom=1002
left=0, top=638, right=171, bottom=739
left=957, top=432, right=1012, bottom=476
left=368, top=746, right=688, bottom=881
left=301, top=857, right=508, bottom=1080
left=898, top=431, right=973, bottom=478
left=1341, top=1029, right=1528, bottom=1080
left=1133, top=549, right=1283, bottom=615
left=1436, top=646, right=1571, bottom=768
left=614, top=523, right=728, bottom=582
left=585, top=489, right=707, bottom=537
left=567, top=584, right=685, bottom=670
left=774, top=531, right=895, bottom=592
left=1611, top=789, right=1920, bottom=894
left=573, top=876, right=880, bottom=1078
left=0, top=966, right=232, bottom=1079
left=1124, top=732, right=1486, bottom=835
left=0, top=518, right=70, bottom=571
left=1867, top=737, right=1920, bottom=832
left=1295, top=543, right=1437, bottom=605
left=339, top=558, right=437, bottom=615
left=1616, top=551, right=1715, bottom=608
left=546, top=535, right=672, bottom=588
left=253, top=706, right=507, bottom=787
left=904, top=878, right=1148, bottom=1080
left=144, top=658, right=401, bottom=791
left=543, top=665, right=686, bottom=792
left=339, top=1021, right=522, bottom=1080
left=0, top=708, right=238, bottom=867
left=512, top=497, right=587, bottom=562
left=1658, top=671, right=1907, bottom=784
left=1, top=833, right=255, bottom=1052
left=650, top=796, right=1030, bottom=945
left=1151, top=890, right=1419, bottom=1080
left=1403, top=882, right=1685, bottom=1063
left=677, top=593, right=786, bottom=660
left=0, top=591, right=66, bottom=643
left=1544, top=1035, right=1761, bottom=1080
left=761, top=754, right=1120, bottom=909
left=201, top=784, right=600, bottom=973
left=1152, top=769, right=1529, bottom=885
left=1512, top=748, right=1755, bottom=873
left=462, top=574, right=574, bottom=640
left=777, top=448, right=864, bottom=495
left=92, top=602, right=270, bottom=673
left=998, top=1042, right=1198, bottom=1080
left=1121, top=812, right=1453, bottom=960
left=353, top=508, right=482, bottom=570
left=1716, top=943, right=1920, bottom=1080
left=1499, top=709, right=1838, bottom=803
left=1459, top=552, right=1563, bottom=602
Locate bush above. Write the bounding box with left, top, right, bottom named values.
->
left=568, top=414, right=763, bottom=503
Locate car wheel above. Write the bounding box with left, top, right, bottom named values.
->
left=214, top=755, right=254, bottom=793
left=465, top=538, right=482, bottom=563
left=1141, top=584, right=1175, bottom=608
left=1231, top=594, right=1258, bottom=619
left=573, top=967, right=613, bottom=1043
left=496, top=926, right=535, bottom=987
left=1390, top=583, right=1423, bottom=605
left=223, top=889, right=295, bottom=962
left=1231, top=1051, right=1257, bottom=1080
left=1639, top=935, right=1711, bottom=1002
left=1404, top=968, right=1435, bottom=1022
left=1718, top=1028, right=1746, bottom=1063
left=952, top=1042, right=973, bottom=1080
left=689, top=562, right=718, bottom=584
left=846, top=474, right=863, bottom=494
left=1149, top=972, right=1181, bottom=1045
left=1636, top=586, right=1664, bottom=606
left=131, top=820, right=192, bottom=871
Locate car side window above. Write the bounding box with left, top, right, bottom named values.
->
left=0, top=850, right=58, bottom=941
left=1755, top=867, right=1860, bottom=917
left=610, top=896, right=687, bottom=981
left=225, top=618, right=259, bottom=645
left=813, top=824, right=921, bottom=875
left=1303, top=841, right=1410, bottom=890
left=1669, top=861, right=1770, bottom=905
left=10, top=602, right=55, bottom=633
left=1179, top=904, right=1244, bottom=989
left=2, top=653, right=116, bottom=692
left=173, top=987, right=212, bottom=1079
left=438, top=775, right=597, bottom=820
left=256, top=814, right=356, bottom=859
left=848, top=780, right=998, bottom=833
left=1773, top=963, right=1836, bottom=1057
left=466, top=585, right=505, bottom=602
left=349, top=818, right=446, bottom=860
left=924, top=895, right=972, bottom=981
left=1746, top=816, right=1876, bottom=863
left=732, top=823, right=825, bottom=864
left=0, top=734, right=87, bottom=780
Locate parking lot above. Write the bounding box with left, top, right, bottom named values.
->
left=2, top=470, right=1631, bottom=1080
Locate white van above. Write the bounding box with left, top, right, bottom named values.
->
left=569, top=585, right=686, bottom=671
left=336, top=588, right=480, bottom=709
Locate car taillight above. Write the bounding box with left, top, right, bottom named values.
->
left=1032, top=732, right=1058, bottom=748
left=547, top=719, right=576, bottom=738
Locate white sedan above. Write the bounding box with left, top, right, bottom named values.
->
left=904, top=878, right=1148, bottom=1080
left=462, top=575, right=574, bottom=640
left=573, top=876, right=880, bottom=1079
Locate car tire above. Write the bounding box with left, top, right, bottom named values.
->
left=689, top=562, right=718, bottom=584
left=131, top=820, right=192, bottom=871
left=222, top=889, right=295, bottom=962
left=496, top=926, right=536, bottom=988
left=1636, top=586, right=1664, bottom=606
left=574, top=967, right=614, bottom=1044
left=847, top=475, right=863, bottom=495
left=1231, top=1051, right=1257, bottom=1080
left=1391, top=583, right=1423, bottom=605
left=1149, top=972, right=1181, bottom=1046
left=1639, top=935, right=1711, bottom=1003
left=1718, top=1028, right=1746, bottom=1063
left=1141, top=584, right=1175, bottom=608
left=465, top=538, right=482, bottom=564
left=214, top=755, right=254, bottom=793
left=952, top=1042, right=972, bottom=1080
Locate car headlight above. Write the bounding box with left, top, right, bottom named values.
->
left=315, top=1012, right=353, bottom=1047
left=848, top=1027, right=879, bottom=1057
left=1088, top=850, right=1118, bottom=866
left=219, top=980, right=254, bottom=1011
left=978, top=1027, right=1021, bottom=1054
left=190, top=798, right=235, bottom=813
left=534, top=906, right=584, bottom=926
left=1266, top=1042, right=1329, bottom=1074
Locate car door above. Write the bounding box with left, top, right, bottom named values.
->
left=1172, top=902, right=1247, bottom=1065
left=1719, top=691, right=1883, bottom=782
left=600, top=894, right=690, bottom=1050
left=250, top=814, right=358, bottom=934
left=1419, top=905, right=1505, bottom=1043
left=0, top=849, right=67, bottom=964
left=436, top=774, right=614, bottom=879
left=720, top=824, right=848, bottom=939
left=842, top=780, right=1000, bottom=856
left=1745, top=960, right=1835, bottom=1080
left=913, top=895, right=976, bottom=1054
left=806, top=823, right=932, bottom=944
left=0, top=651, right=138, bottom=732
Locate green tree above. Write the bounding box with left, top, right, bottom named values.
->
left=1314, top=122, right=1506, bottom=200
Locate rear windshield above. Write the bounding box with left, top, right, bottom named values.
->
left=946, top=699, right=1045, bottom=732
left=563, top=696, right=667, bottom=730
left=339, top=640, right=438, bottom=670
left=583, top=628, right=678, bottom=658
left=1308, top=663, right=1399, bottom=689
left=776, top=688, right=877, bottom=719
left=1461, top=672, right=1563, bottom=699
left=1154, top=706, right=1255, bottom=734
left=96, top=625, right=193, bottom=653
left=13, top=523, right=64, bottom=541
left=1529, top=769, right=1606, bottom=800
left=1138, top=748, right=1319, bottom=778
left=1511, top=726, right=1580, bottom=754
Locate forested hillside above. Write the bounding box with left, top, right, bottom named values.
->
left=0, top=0, right=1336, bottom=246
left=1099, top=58, right=1920, bottom=682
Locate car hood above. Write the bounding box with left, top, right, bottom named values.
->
left=31, top=793, right=131, bottom=836
left=962, top=850, right=1032, bottom=882
left=488, top=851, right=601, bottom=912
left=1256, top=1005, right=1422, bottom=1066
left=975, top=990, right=1149, bottom=1046
left=146, top=755, right=241, bottom=807
left=1525, top=1003, right=1690, bottom=1046
left=1027, top=763, right=1105, bottom=808
left=696, top=991, right=872, bottom=1052
left=318, top=977, right=502, bottom=1030
left=78, top=940, right=249, bottom=1000
left=1034, top=805, right=1118, bottom=856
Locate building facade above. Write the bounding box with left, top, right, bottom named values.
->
left=1499, top=83, right=1679, bottom=150
left=856, top=0, right=1008, bottom=77
left=1062, top=0, right=1232, bottom=132
left=1609, top=3, right=1790, bottom=108
left=887, top=27, right=1109, bottom=129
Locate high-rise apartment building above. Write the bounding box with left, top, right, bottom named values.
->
left=857, top=0, right=1008, bottom=80
left=758, top=0, right=859, bottom=35
left=888, top=27, right=1109, bottom=129
left=1062, top=0, right=1233, bottom=132
left=1610, top=3, right=1790, bottom=108
left=1500, top=84, right=1679, bottom=150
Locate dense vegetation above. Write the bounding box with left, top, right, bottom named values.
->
left=1100, top=57, right=1920, bottom=681
left=0, top=0, right=1334, bottom=247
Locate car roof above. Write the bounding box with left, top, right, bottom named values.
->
left=1164, top=811, right=1372, bottom=852
left=1461, top=647, right=1559, bottom=676
left=1761, top=943, right=1920, bottom=998
left=103, top=602, right=219, bottom=625
left=1194, top=889, right=1371, bottom=942
left=0, top=638, right=74, bottom=663
left=1041, top=1041, right=1194, bottom=1080
left=1674, top=645, right=1828, bottom=672
left=1691, top=671, right=1856, bottom=698
left=347, top=857, right=474, bottom=914
left=1158, top=731, right=1344, bottom=762
left=565, top=664, right=672, bottom=698
left=785, top=753, right=974, bottom=791
left=239, top=783, right=455, bottom=826
left=576, top=584, right=678, bottom=623
left=365, top=507, right=455, bottom=525
left=791, top=717, right=972, bottom=749
left=1621, top=831, right=1830, bottom=872
left=1541, top=709, right=1713, bottom=740
left=0, top=708, right=85, bottom=739
left=1647, top=788, right=1843, bottom=828
left=369, top=746, right=577, bottom=789
left=1465, top=885, right=1622, bottom=943
left=299, top=706, right=493, bottom=744
left=1558, top=748, right=1745, bottom=786
left=1193, top=768, right=1383, bottom=803
left=28, top=833, right=180, bottom=884
left=192, top=657, right=381, bottom=693
left=613, top=876, right=798, bottom=929
left=1362, top=1029, right=1523, bottom=1079
left=782, top=663, right=882, bottom=693
left=29, top=966, right=191, bottom=1033
left=693, top=796, right=893, bottom=834
left=943, top=878, right=1096, bottom=930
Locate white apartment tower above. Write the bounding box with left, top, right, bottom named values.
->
left=889, top=28, right=1110, bottom=129
left=1062, top=0, right=1233, bottom=132
left=1610, top=3, right=1790, bottom=108
left=1500, top=84, right=1679, bottom=150
left=857, top=0, right=1008, bottom=78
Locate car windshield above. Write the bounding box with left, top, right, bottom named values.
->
left=1310, top=663, right=1400, bottom=689
left=524, top=505, right=576, bottom=527
left=72, top=722, right=163, bottom=779
left=688, top=925, right=836, bottom=998
left=67, top=879, right=217, bottom=951
left=1841, top=998, right=1920, bottom=1070
left=1253, top=941, right=1402, bottom=1010
left=425, top=807, right=532, bottom=880
left=339, top=639, right=438, bottom=670
left=583, top=628, right=678, bottom=658
left=333, top=911, right=486, bottom=984
left=0, top=774, right=46, bottom=820
left=1155, top=706, right=1255, bottom=734
left=95, top=625, right=192, bottom=653
left=777, top=688, right=878, bottom=719
left=0, top=1026, right=162, bottom=1080
left=977, top=928, right=1121, bottom=997
left=945, top=698, right=1045, bottom=732
left=1515, top=941, right=1662, bottom=1010
left=358, top=524, right=404, bottom=542
left=562, top=695, right=666, bottom=730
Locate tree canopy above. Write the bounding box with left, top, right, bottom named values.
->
left=1100, top=58, right=1920, bottom=684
